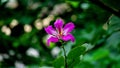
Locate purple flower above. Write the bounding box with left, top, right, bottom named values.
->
left=45, top=19, right=75, bottom=46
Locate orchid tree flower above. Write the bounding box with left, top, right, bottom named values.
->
left=45, top=19, right=75, bottom=46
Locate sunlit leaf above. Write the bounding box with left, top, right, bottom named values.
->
left=66, top=1, right=79, bottom=8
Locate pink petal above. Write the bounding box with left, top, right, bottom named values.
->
left=45, top=25, right=57, bottom=35
left=63, top=22, right=75, bottom=35
left=62, top=34, right=75, bottom=42
left=47, top=36, right=59, bottom=46
left=54, top=19, right=64, bottom=32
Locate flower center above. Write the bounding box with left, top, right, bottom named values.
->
left=56, top=28, right=63, bottom=39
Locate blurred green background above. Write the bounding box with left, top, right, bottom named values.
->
left=0, top=0, right=120, bottom=68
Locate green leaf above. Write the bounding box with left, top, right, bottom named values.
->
left=108, top=15, right=120, bottom=32
left=53, top=56, right=64, bottom=68
left=106, top=31, right=120, bottom=47
left=74, top=62, right=94, bottom=68
left=106, top=15, right=120, bottom=47
left=112, top=62, right=120, bottom=68
left=66, top=1, right=79, bottom=8
left=67, top=46, right=86, bottom=59
left=67, top=45, right=86, bottom=68
left=92, top=48, right=109, bottom=60
left=67, top=56, right=80, bottom=68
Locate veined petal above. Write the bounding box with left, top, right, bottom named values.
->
left=47, top=36, right=59, bottom=46
left=45, top=25, right=57, bottom=35
left=62, top=34, right=75, bottom=42
left=63, top=22, right=75, bottom=35
left=54, top=19, right=64, bottom=32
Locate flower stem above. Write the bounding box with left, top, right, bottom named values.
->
left=62, top=45, right=67, bottom=68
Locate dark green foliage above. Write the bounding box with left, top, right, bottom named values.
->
left=53, top=56, right=64, bottom=68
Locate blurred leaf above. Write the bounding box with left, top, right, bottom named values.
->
left=106, top=31, right=120, bottom=47
left=92, top=48, right=109, bottom=60
left=74, top=62, right=94, bottom=68
left=0, top=0, right=8, bottom=6
left=82, top=43, right=93, bottom=51
left=18, top=15, right=34, bottom=24
left=0, top=20, right=4, bottom=26
left=108, top=15, right=120, bottom=32
left=102, top=0, right=120, bottom=10
left=13, top=40, right=20, bottom=48
left=112, top=62, right=120, bottom=68
left=107, top=15, right=120, bottom=47
left=67, top=45, right=86, bottom=59
left=53, top=56, right=64, bottom=68
left=66, top=1, right=79, bottom=8
left=74, top=24, right=101, bottom=45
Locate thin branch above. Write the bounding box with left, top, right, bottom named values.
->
left=62, top=46, right=68, bottom=68
left=89, top=0, right=120, bottom=18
